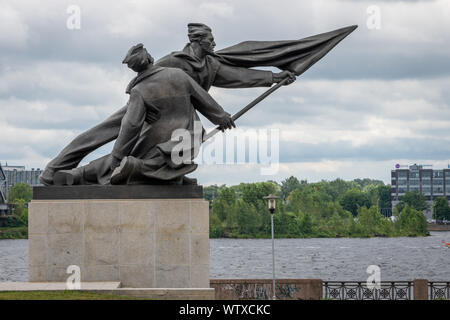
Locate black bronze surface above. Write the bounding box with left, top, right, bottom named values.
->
left=40, top=23, right=356, bottom=186
left=33, top=185, right=203, bottom=200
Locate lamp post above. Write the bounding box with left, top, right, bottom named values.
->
left=264, top=194, right=280, bottom=300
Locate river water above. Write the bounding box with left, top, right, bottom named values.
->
left=1, top=232, right=450, bottom=282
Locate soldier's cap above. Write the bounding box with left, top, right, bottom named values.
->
left=187, top=23, right=212, bottom=40
left=122, top=43, right=145, bottom=64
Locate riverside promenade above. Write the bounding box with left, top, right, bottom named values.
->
left=0, top=279, right=448, bottom=300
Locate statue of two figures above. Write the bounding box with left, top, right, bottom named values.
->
left=39, top=23, right=356, bottom=186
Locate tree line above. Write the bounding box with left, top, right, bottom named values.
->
left=3, top=178, right=446, bottom=240
left=0, top=183, right=31, bottom=239
left=205, top=176, right=430, bottom=238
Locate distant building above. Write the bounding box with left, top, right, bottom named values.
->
left=2, top=164, right=43, bottom=188
left=0, top=164, right=8, bottom=215
left=0, top=163, right=43, bottom=201
left=391, top=163, right=450, bottom=220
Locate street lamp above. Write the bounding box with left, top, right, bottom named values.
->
left=264, top=194, right=280, bottom=300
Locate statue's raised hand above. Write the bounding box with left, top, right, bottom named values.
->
left=273, top=71, right=296, bottom=85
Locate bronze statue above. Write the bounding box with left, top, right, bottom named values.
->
left=41, top=23, right=357, bottom=186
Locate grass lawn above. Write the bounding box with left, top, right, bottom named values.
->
left=0, top=226, right=28, bottom=239
left=0, top=290, right=144, bottom=300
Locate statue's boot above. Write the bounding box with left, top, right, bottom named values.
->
left=53, top=169, right=82, bottom=186
left=110, top=156, right=134, bottom=185
left=39, top=168, right=55, bottom=186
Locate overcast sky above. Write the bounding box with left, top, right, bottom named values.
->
left=1, top=0, right=449, bottom=186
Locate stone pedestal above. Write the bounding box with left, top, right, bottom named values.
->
left=28, top=185, right=209, bottom=288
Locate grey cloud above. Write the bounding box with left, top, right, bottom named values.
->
left=280, top=137, right=450, bottom=162
left=1, top=0, right=449, bottom=80
left=1, top=0, right=449, bottom=184
left=0, top=62, right=129, bottom=106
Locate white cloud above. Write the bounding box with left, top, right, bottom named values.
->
left=0, top=0, right=449, bottom=183
left=192, top=160, right=393, bottom=186
left=0, top=61, right=130, bottom=127
left=194, top=158, right=450, bottom=187
left=0, top=2, right=29, bottom=48
left=198, top=2, right=234, bottom=18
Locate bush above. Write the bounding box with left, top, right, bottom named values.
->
left=395, top=204, right=428, bottom=237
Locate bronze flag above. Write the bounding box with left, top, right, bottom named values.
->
left=215, top=25, right=357, bottom=76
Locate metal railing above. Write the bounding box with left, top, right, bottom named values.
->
left=429, top=282, right=450, bottom=300
left=323, top=281, right=413, bottom=300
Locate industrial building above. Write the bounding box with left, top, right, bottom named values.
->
left=391, top=164, right=450, bottom=220
left=0, top=164, right=8, bottom=214
left=2, top=164, right=42, bottom=189
left=0, top=163, right=43, bottom=214
left=0, top=164, right=11, bottom=223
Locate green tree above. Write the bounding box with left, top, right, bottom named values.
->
left=286, top=189, right=302, bottom=214
left=328, top=212, right=347, bottom=237
left=280, top=176, right=303, bottom=200
left=395, top=204, right=428, bottom=236
left=433, top=197, right=450, bottom=221
left=6, top=183, right=32, bottom=227
left=328, top=178, right=354, bottom=201
left=356, top=206, right=383, bottom=236
left=298, top=213, right=314, bottom=236
left=273, top=211, right=299, bottom=237
left=204, top=184, right=225, bottom=207
left=377, top=185, right=392, bottom=210
left=241, top=182, right=278, bottom=208
left=8, top=183, right=32, bottom=203
left=396, top=191, right=429, bottom=212
left=339, top=189, right=371, bottom=216
left=209, top=211, right=224, bottom=238
left=211, top=187, right=238, bottom=234
left=353, top=178, right=384, bottom=190
left=236, top=200, right=260, bottom=235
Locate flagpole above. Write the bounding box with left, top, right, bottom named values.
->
left=202, top=77, right=290, bottom=142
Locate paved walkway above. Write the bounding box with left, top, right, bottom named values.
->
left=0, top=282, right=215, bottom=299
left=0, top=282, right=121, bottom=291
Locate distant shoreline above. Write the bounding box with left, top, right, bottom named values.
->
left=2, top=228, right=445, bottom=241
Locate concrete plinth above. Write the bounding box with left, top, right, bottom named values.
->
left=28, top=190, right=209, bottom=289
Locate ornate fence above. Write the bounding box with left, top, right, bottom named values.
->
left=429, top=282, right=450, bottom=300
left=323, top=281, right=413, bottom=300
left=210, top=280, right=449, bottom=300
